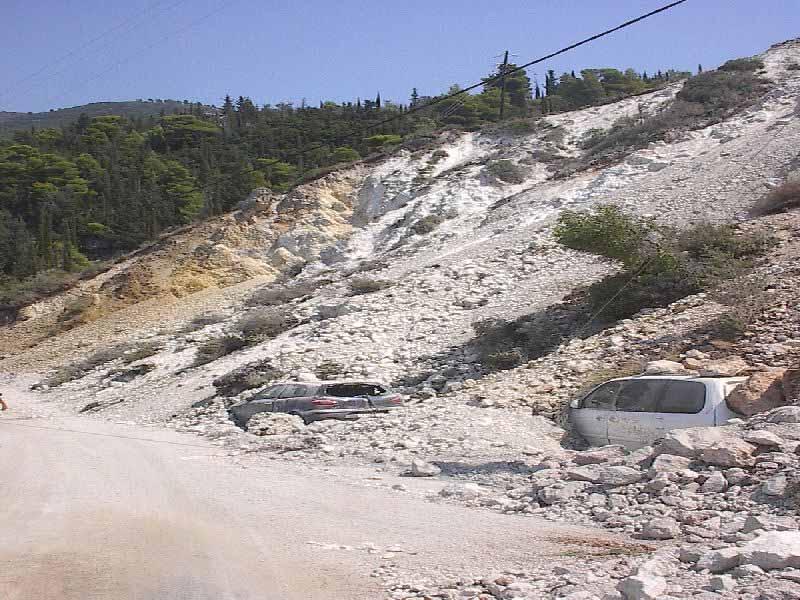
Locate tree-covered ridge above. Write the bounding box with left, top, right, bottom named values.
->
left=0, top=63, right=687, bottom=305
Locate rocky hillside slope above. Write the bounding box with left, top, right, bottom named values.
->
left=3, top=39, right=800, bottom=600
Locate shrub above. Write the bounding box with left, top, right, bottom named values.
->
left=704, top=313, right=748, bottom=342
left=485, top=160, right=526, bottom=184
left=40, top=340, right=163, bottom=387
left=554, top=205, right=654, bottom=267
left=365, top=134, right=403, bottom=149
left=411, top=214, right=444, bottom=235
left=751, top=181, right=800, bottom=215
left=718, top=58, right=764, bottom=72
left=245, top=279, right=322, bottom=307
left=582, top=60, right=767, bottom=163
left=555, top=205, right=774, bottom=322
left=485, top=350, right=525, bottom=370
left=179, top=312, right=227, bottom=333
left=193, top=335, right=247, bottom=367
left=348, top=277, right=392, bottom=295
left=58, top=295, right=95, bottom=322
left=314, top=359, right=345, bottom=380
left=234, top=306, right=298, bottom=342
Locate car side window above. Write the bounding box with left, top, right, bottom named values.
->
left=278, top=385, right=303, bottom=398
left=658, top=381, right=706, bottom=414
left=581, top=382, right=620, bottom=410
left=615, top=380, right=666, bottom=413
left=260, top=385, right=281, bottom=398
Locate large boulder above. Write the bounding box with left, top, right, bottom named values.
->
left=566, top=465, right=643, bottom=486
left=696, top=531, right=800, bottom=573
left=644, top=360, right=686, bottom=375
left=617, top=574, right=667, bottom=600
left=573, top=445, right=626, bottom=465
left=538, top=481, right=589, bottom=505
left=654, top=427, right=756, bottom=467
left=726, top=370, right=787, bottom=416
left=648, top=454, right=693, bottom=475
left=699, top=356, right=750, bottom=377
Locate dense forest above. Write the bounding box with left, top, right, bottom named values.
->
left=0, top=64, right=690, bottom=304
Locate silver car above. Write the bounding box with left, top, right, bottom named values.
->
left=229, top=380, right=403, bottom=427
left=569, top=375, right=746, bottom=449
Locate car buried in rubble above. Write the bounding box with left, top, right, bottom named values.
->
left=228, top=380, right=404, bottom=428
left=569, top=374, right=747, bottom=449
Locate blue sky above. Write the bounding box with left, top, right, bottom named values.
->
left=1, top=0, right=798, bottom=113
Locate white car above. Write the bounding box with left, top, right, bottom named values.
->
left=569, top=375, right=747, bottom=449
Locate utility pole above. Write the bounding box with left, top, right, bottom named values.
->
left=498, top=50, right=509, bottom=121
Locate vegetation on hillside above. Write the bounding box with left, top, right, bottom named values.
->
left=553, top=205, right=774, bottom=322
left=0, top=57, right=740, bottom=309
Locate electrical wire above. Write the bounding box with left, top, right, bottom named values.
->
left=0, top=0, right=192, bottom=103
left=267, top=0, right=692, bottom=164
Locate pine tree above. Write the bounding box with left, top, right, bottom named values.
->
left=410, top=88, right=419, bottom=107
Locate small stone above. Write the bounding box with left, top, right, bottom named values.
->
left=709, top=575, right=737, bottom=591
left=617, top=574, right=667, bottom=600
left=701, top=471, right=729, bottom=493
left=640, top=517, right=681, bottom=540
left=409, top=459, right=441, bottom=477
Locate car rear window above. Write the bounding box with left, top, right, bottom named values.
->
left=658, top=380, right=706, bottom=414
left=324, top=383, right=387, bottom=397
left=580, top=381, right=620, bottom=411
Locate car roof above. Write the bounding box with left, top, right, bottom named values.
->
left=268, top=380, right=387, bottom=386
left=608, top=375, right=747, bottom=383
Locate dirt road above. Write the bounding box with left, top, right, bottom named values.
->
left=0, top=391, right=621, bottom=599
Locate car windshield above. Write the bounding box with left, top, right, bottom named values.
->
left=324, top=383, right=387, bottom=397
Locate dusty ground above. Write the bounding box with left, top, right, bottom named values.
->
left=0, top=382, right=633, bottom=600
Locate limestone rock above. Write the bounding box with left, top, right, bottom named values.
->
left=644, top=360, right=686, bottom=375
left=699, top=356, right=750, bottom=377
left=726, top=370, right=787, bottom=416
left=768, top=407, right=800, bottom=424
left=409, top=459, right=441, bottom=477
left=640, top=517, right=682, bottom=540
left=567, top=465, right=643, bottom=486
left=617, top=574, right=667, bottom=600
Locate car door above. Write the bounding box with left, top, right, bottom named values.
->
left=607, top=379, right=667, bottom=449
left=570, top=381, right=621, bottom=446
left=654, top=379, right=714, bottom=435
left=277, top=384, right=310, bottom=413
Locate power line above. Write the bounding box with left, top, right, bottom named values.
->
left=0, top=0, right=191, bottom=104
left=38, top=0, right=236, bottom=111
left=265, top=0, right=691, bottom=164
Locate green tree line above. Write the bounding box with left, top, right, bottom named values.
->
left=0, top=62, right=688, bottom=304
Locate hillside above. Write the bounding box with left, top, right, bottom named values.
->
left=0, top=99, right=210, bottom=137
left=2, top=39, right=800, bottom=599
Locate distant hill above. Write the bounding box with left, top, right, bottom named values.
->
left=0, top=100, right=215, bottom=137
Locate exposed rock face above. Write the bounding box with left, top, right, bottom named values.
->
left=727, top=370, right=788, bottom=416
